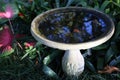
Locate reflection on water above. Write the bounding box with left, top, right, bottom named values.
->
left=39, top=11, right=107, bottom=43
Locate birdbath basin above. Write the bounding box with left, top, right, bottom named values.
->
left=31, top=7, right=114, bottom=76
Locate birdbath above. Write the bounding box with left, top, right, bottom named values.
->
left=31, top=7, right=114, bottom=76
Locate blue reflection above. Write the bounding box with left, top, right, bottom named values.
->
left=47, top=35, right=54, bottom=40
left=99, top=19, right=106, bottom=32
left=84, top=21, right=92, bottom=35
left=51, top=13, right=64, bottom=23
left=84, top=14, right=92, bottom=21
left=84, top=17, right=89, bottom=21
left=61, top=26, right=70, bottom=34
left=51, top=17, right=61, bottom=23
left=99, top=19, right=106, bottom=27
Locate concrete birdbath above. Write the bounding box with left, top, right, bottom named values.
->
left=31, top=7, right=114, bottom=76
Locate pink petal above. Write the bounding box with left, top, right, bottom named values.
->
left=0, top=25, right=14, bottom=49
left=0, top=5, right=14, bottom=18
left=2, top=45, right=13, bottom=52
left=0, top=44, right=3, bottom=47
left=5, top=5, right=13, bottom=18
left=4, top=11, right=12, bottom=18
left=24, top=42, right=36, bottom=48
left=0, top=12, right=6, bottom=18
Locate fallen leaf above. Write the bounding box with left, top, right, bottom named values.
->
left=73, top=28, right=80, bottom=33
left=98, top=65, right=120, bottom=74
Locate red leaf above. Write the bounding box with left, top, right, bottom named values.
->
left=15, top=34, right=26, bottom=39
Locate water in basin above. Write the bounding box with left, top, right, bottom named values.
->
left=38, top=11, right=107, bottom=43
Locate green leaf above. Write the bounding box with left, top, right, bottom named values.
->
left=0, top=19, right=8, bottom=24
left=0, top=1, right=10, bottom=11
left=9, top=4, right=19, bottom=18
left=109, top=55, right=120, bottom=66
left=31, top=1, right=35, bottom=11
left=43, top=50, right=60, bottom=65
left=21, top=48, right=36, bottom=60
left=42, top=65, right=59, bottom=79
left=0, top=48, right=14, bottom=58
left=66, top=0, right=74, bottom=7
left=15, top=1, right=30, bottom=8
left=105, top=47, right=114, bottom=64
left=112, top=22, right=120, bottom=40
left=21, top=51, right=30, bottom=60
left=92, top=43, right=109, bottom=50
left=29, top=51, right=37, bottom=59
left=117, top=0, right=120, bottom=4
left=110, top=42, right=119, bottom=53
left=55, top=0, right=60, bottom=8
left=105, top=8, right=110, bottom=14
left=105, top=42, right=119, bottom=64
left=100, top=1, right=111, bottom=11
left=85, top=60, right=96, bottom=72
left=76, top=2, right=87, bottom=7
left=97, top=57, right=104, bottom=70
left=112, top=1, right=120, bottom=8
left=94, top=5, right=100, bottom=10
left=40, top=0, right=48, bottom=8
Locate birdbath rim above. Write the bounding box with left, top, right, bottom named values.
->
left=31, top=7, right=114, bottom=50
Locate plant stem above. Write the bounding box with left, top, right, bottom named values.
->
left=8, top=19, right=14, bottom=34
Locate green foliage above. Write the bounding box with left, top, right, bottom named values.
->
left=85, top=0, right=120, bottom=72
left=21, top=46, right=36, bottom=60
left=55, top=0, right=60, bottom=8
left=0, top=0, right=120, bottom=80
left=105, top=46, right=115, bottom=63
left=0, top=48, right=14, bottom=58
left=112, top=22, right=120, bottom=40
left=97, top=57, right=104, bottom=70
left=92, top=43, right=109, bottom=50
left=85, top=60, right=96, bottom=72
left=109, top=55, right=120, bottom=66
left=66, top=0, right=74, bottom=7
left=43, top=50, right=60, bottom=65
left=15, top=0, right=50, bottom=23
left=0, top=3, right=19, bottom=24
left=42, top=65, right=59, bottom=79
left=100, top=1, right=111, bottom=11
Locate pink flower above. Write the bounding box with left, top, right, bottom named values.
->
left=2, top=45, right=13, bottom=53
left=24, top=42, right=36, bottom=48
left=0, top=5, right=14, bottom=18
left=0, top=25, right=14, bottom=52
